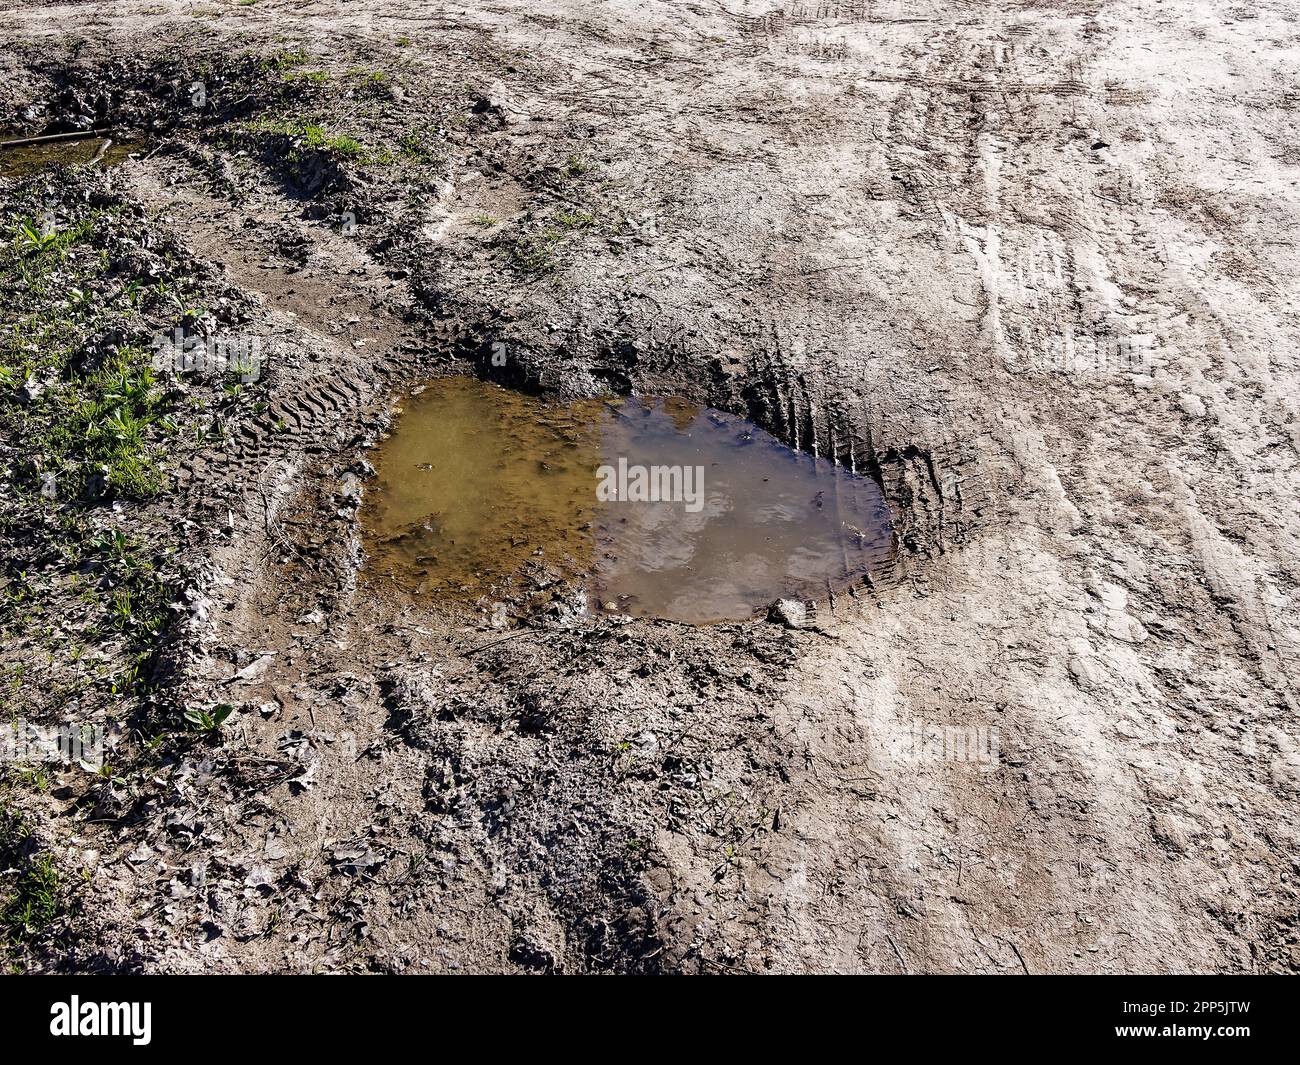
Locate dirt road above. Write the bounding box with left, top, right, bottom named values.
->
left=2, top=0, right=1297, bottom=973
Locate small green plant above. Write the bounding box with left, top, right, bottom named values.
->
left=2, top=852, right=60, bottom=937
left=562, top=154, right=589, bottom=178
left=0, top=808, right=62, bottom=950
left=508, top=230, right=561, bottom=275
left=398, top=130, right=440, bottom=165
left=262, top=47, right=309, bottom=72
left=283, top=69, right=329, bottom=86
left=501, top=208, right=595, bottom=275
left=352, top=69, right=387, bottom=86
left=183, top=703, right=234, bottom=732
left=300, top=124, right=364, bottom=157
left=240, top=117, right=371, bottom=173
left=17, top=769, right=50, bottom=792
left=15, top=221, right=58, bottom=253
left=554, top=209, right=595, bottom=230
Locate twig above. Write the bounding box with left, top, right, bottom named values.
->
left=87, top=138, right=112, bottom=167
left=887, top=934, right=909, bottom=974
left=0, top=128, right=117, bottom=149
left=462, top=629, right=537, bottom=656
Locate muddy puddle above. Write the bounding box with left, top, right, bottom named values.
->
left=0, top=135, right=144, bottom=178
left=363, top=378, right=894, bottom=624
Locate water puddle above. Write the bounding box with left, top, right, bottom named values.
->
left=363, top=378, right=894, bottom=624
left=0, top=136, right=144, bottom=179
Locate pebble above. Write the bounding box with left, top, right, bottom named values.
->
left=767, top=598, right=808, bottom=629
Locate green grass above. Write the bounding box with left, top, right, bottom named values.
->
left=0, top=805, right=62, bottom=960
left=3, top=853, right=59, bottom=936
left=347, top=68, right=388, bottom=88
left=283, top=69, right=329, bottom=86
left=554, top=209, right=595, bottom=230
left=47, top=347, right=169, bottom=499
left=261, top=47, right=309, bottom=72
left=0, top=510, right=173, bottom=712
left=91, top=528, right=170, bottom=645
left=562, top=154, right=589, bottom=178
left=507, top=228, right=563, bottom=275
left=303, top=126, right=364, bottom=157
left=397, top=129, right=441, bottom=166
left=0, top=196, right=194, bottom=735
left=503, top=208, right=598, bottom=275
left=1, top=213, right=176, bottom=501
left=242, top=117, right=368, bottom=159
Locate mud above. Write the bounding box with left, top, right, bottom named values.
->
left=1, top=1, right=1297, bottom=975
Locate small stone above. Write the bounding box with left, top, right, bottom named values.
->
left=1150, top=813, right=1190, bottom=855
left=767, top=599, right=809, bottom=628
left=1068, top=655, right=1104, bottom=691
left=338, top=473, right=362, bottom=503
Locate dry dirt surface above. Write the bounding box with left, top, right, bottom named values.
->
left=1, top=0, right=1298, bottom=974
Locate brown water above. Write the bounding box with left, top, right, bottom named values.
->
left=0, top=137, right=143, bottom=179
left=363, top=377, right=894, bottom=624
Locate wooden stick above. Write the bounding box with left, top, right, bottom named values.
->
left=0, top=128, right=116, bottom=150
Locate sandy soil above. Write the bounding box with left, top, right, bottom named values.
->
left=2, top=0, right=1298, bottom=973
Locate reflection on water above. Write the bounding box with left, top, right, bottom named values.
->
left=363, top=377, right=894, bottom=624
